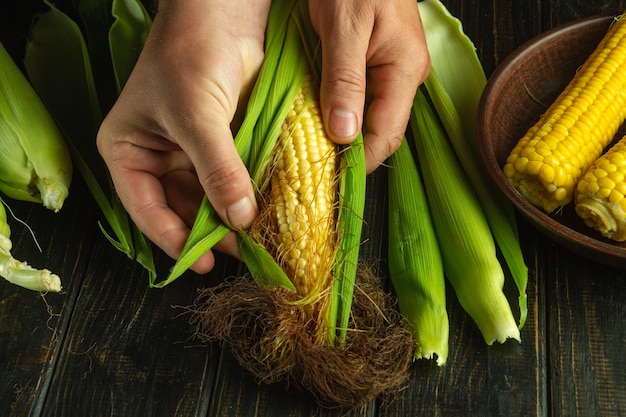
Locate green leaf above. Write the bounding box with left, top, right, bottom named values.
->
left=238, top=231, right=295, bottom=291
left=109, top=0, right=152, bottom=92
left=155, top=199, right=229, bottom=287
left=331, top=135, right=366, bottom=344
left=420, top=0, right=528, bottom=328
left=75, top=0, right=118, bottom=113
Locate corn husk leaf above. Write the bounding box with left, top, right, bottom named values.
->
left=109, top=0, right=152, bottom=92
left=388, top=139, right=449, bottom=364
left=74, top=0, right=118, bottom=114
left=24, top=0, right=156, bottom=280
left=238, top=231, right=295, bottom=291
left=410, top=88, right=520, bottom=345
left=420, top=0, right=528, bottom=329
left=0, top=41, right=72, bottom=212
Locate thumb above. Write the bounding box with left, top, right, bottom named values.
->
left=186, top=121, right=258, bottom=231
left=311, top=3, right=372, bottom=144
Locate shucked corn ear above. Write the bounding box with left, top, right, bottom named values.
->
left=504, top=12, right=626, bottom=212
left=246, top=67, right=358, bottom=344
left=187, top=2, right=413, bottom=409
left=267, top=74, right=338, bottom=297
left=576, top=134, right=626, bottom=241
left=0, top=42, right=72, bottom=212
left=0, top=200, right=61, bottom=292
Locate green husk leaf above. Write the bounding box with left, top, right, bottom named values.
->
left=410, top=88, right=520, bottom=345
left=387, top=139, right=449, bottom=364
left=238, top=231, right=296, bottom=291
left=0, top=40, right=72, bottom=212
left=247, top=17, right=308, bottom=187
left=24, top=1, right=104, bottom=166
left=155, top=199, right=228, bottom=287
left=420, top=0, right=528, bottom=329
left=331, top=134, right=366, bottom=343
left=74, top=0, right=118, bottom=113
left=109, top=0, right=152, bottom=92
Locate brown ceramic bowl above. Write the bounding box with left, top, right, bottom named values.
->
left=477, top=13, right=626, bottom=269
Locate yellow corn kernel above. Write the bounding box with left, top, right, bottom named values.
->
left=575, top=134, right=626, bottom=241
left=268, top=75, right=338, bottom=297
left=504, top=13, right=626, bottom=212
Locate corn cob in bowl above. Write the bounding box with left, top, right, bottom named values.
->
left=503, top=12, right=626, bottom=213
left=476, top=12, right=626, bottom=268
left=576, top=134, right=626, bottom=241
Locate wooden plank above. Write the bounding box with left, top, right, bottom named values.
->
left=207, top=347, right=377, bottom=417
left=38, top=237, right=230, bottom=417
left=1, top=179, right=98, bottom=417
left=547, top=250, right=626, bottom=417
left=380, top=217, right=545, bottom=417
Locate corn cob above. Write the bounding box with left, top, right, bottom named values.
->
left=0, top=42, right=72, bottom=212
left=187, top=2, right=414, bottom=409
left=192, top=70, right=413, bottom=409
left=576, top=134, right=626, bottom=241
left=246, top=72, right=342, bottom=342
left=267, top=74, right=339, bottom=297
left=503, top=13, right=626, bottom=212
left=0, top=200, right=61, bottom=292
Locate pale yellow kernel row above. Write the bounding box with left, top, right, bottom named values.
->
left=269, top=75, right=338, bottom=297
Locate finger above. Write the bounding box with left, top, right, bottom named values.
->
left=113, top=158, right=217, bottom=274
left=310, top=1, right=372, bottom=144
left=362, top=4, right=430, bottom=173
left=161, top=170, right=243, bottom=262
left=179, top=112, right=259, bottom=231
left=362, top=93, right=411, bottom=174
left=361, top=62, right=422, bottom=173
left=97, top=117, right=217, bottom=273
left=160, top=169, right=204, bottom=228
left=213, top=230, right=242, bottom=261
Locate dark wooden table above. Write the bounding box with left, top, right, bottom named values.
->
left=2, top=1, right=626, bottom=416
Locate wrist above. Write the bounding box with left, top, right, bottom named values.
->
left=155, top=0, right=272, bottom=40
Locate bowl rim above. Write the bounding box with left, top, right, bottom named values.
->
left=476, top=13, right=626, bottom=268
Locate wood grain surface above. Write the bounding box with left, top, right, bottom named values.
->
left=1, top=1, right=626, bottom=416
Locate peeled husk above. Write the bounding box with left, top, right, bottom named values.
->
left=187, top=264, right=414, bottom=410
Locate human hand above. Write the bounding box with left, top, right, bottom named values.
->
left=97, top=0, right=271, bottom=273
left=309, top=0, right=431, bottom=173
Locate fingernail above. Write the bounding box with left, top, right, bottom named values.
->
left=227, top=196, right=257, bottom=230
left=329, top=109, right=357, bottom=139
